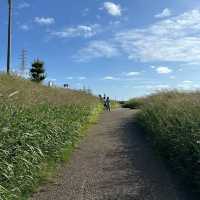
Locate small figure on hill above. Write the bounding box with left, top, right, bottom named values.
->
left=30, top=59, right=46, bottom=83
left=106, top=97, right=111, bottom=112
left=64, top=84, right=69, bottom=89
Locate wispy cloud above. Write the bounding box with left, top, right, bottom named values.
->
left=146, top=84, right=170, bottom=89
left=115, top=9, right=200, bottom=63
left=78, top=76, right=87, bottom=80
left=155, top=8, right=172, bottom=18
left=75, top=40, right=119, bottom=62
left=103, top=76, right=119, bottom=80
left=35, top=17, right=55, bottom=25
left=18, top=2, right=30, bottom=9
left=78, top=9, right=200, bottom=64
left=52, top=24, right=100, bottom=39
left=19, top=24, right=30, bottom=31
left=182, top=80, right=193, bottom=84
left=177, top=82, right=200, bottom=91
left=125, top=72, right=141, bottom=76
left=156, top=66, right=172, bottom=74
left=66, top=76, right=87, bottom=80
left=103, top=2, right=122, bottom=16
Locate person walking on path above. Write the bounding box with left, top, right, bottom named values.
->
left=103, top=95, right=107, bottom=111
left=106, top=97, right=111, bottom=111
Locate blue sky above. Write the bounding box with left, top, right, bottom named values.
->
left=1, top=0, right=200, bottom=100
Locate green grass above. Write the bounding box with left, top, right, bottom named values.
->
left=122, top=97, right=146, bottom=109
left=0, top=74, right=102, bottom=200
left=131, top=91, right=200, bottom=191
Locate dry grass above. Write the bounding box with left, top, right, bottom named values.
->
left=0, top=74, right=98, bottom=106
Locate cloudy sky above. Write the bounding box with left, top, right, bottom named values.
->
left=1, top=0, right=200, bottom=100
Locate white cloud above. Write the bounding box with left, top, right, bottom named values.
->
left=75, top=41, right=119, bottom=62
left=156, top=66, right=172, bottom=74
left=146, top=84, right=170, bottom=89
left=182, top=80, right=193, bottom=84
left=125, top=72, right=140, bottom=76
left=115, top=9, right=200, bottom=63
left=35, top=17, right=55, bottom=25
left=52, top=24, right=99, bottom=38
left=18, top=2, right=30, bottom=9
left=177, top=84, right=192, bottom=89
left=193, top=84, right=200, bottom=88
left=103, top=76, right=119, bottom=80
left=177, top=82, right=200, bottom=90
left=156, top=85, right=170, bottom=89
left=103, top=2, right=122, bottom=16
left=20, top=24, right=30, bottom=31
left=155, top=8, right=172, bottom=18
left=75, top=9, right=200, bottom=64
left=66, top=76, right=87, bottom=80
left=78, top=77, right=87, bottom=80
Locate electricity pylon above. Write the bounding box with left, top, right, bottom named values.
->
left=20, top=49, right=27, bottom=75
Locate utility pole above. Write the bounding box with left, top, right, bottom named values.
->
left=20, top=49, right=27, bottom=75
left=7, top=0, right=12, bottom=74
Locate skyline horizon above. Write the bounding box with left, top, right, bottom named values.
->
left=1, top=0, right=200, bottom=100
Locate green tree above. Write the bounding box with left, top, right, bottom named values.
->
left=30, top=59, right=46, bottom=83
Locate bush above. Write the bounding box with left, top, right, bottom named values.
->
left=136, top=91, right=200, bottom=191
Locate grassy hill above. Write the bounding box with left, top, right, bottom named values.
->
left=0, top=74, right=102, bottom=200
left=125, top=91, right=200, bottom=193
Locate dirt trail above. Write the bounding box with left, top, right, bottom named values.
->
left=30, top=108, right=196, bottom=200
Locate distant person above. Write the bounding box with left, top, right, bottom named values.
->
left=106, top=97, right=111, bottom=111
left=103, top=95, right=107, bottom=110
left=64, top=84, right=69, bottom=89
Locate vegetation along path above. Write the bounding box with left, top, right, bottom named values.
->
left=31, top=108, right=194, bottom=200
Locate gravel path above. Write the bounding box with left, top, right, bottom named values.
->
left=30, top=108, right=196, bottom=200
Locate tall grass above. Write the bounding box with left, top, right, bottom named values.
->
left=123, top=97, right=146, bottom=109
left=0, top=74, right=102, bottom=199
left=133, top=91, right=200, bottom=191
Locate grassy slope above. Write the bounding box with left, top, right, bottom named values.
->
left=126, top=91, right=200, bottom=192
left=0, top=75, right=102, bottom=200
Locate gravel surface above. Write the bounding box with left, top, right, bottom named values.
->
left=30, top=108, right=196, bottom=200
